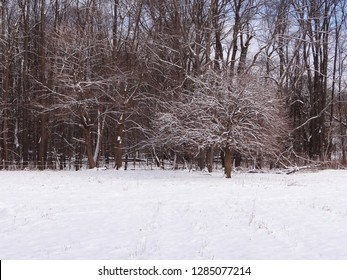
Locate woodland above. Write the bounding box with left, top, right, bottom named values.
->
left=0, top=0, right=347, bottom=177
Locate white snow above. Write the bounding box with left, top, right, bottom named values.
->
left=1, top=169, right=347, bottom=260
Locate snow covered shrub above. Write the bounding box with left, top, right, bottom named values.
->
left=152, top=69, right=288, bottom=177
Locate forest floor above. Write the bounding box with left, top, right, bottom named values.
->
left=1, top=168, right=347, bottom=259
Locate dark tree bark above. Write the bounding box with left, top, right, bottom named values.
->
left=37, top=0, right=49, bottom=170
left=224, top=147, right=232, bottom=178
left=80, top=109, right=96, bottom=169
left=206, top=146, right=213, bottom=173
left=115, top=114, right=125, bottom=170
left=0, top=0, right=9, bottom=169
left=197, top=147, right=206, bottom=171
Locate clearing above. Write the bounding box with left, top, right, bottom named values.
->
left=1, top=169, right=346, bottom=259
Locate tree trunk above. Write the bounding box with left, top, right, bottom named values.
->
left=22, top=108, right=30, bottom=168
left=224, top=147, right=232, bottom=178
left=93, top=108, right=105, bottom=166
left=341, top=136, right=346, bottom=166
left=83, top=126, right=96, bottom=169
left=206, top=146, right=213, bottom=173
left=0, top=0, right=9, bottom=169
left=38, top=113, right=48, bottom=170
left=233, top=150, right=242, bottom=167
left=80, top=109, right=96, bottom=169
left=1, top=56, right=9, bottom=170
left=20, top=0, right=30, bottom=169
left=38, top=0, right=48, bottom=170
left=197, top=147, right=206, bottom=171
left=115, top=116, right=124, bottom=170
left=229, top=0, right=241, bottom=76
left=153, top=147, right=160, bottom=168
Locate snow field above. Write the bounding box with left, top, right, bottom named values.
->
left=1, top=169, right=347, bottom=259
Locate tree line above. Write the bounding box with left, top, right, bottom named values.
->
left=0, top=0, right=346, bottom=176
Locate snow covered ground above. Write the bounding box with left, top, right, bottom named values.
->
left=1, top=168, right=347, bottom=260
